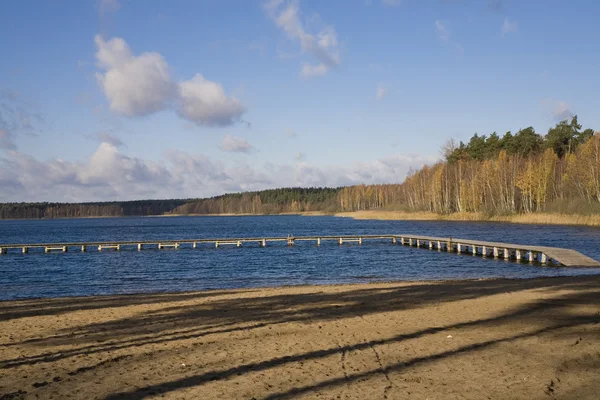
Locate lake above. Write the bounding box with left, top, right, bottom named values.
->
left=1, top=215, right=600, bottom=300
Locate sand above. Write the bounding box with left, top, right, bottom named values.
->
left=1, top=276, right=599, bottom=399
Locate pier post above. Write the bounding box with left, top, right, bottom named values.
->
left=193, top=242, right=197, bottom=249
left=528, top=251, right=535, bottom=262
left=416, top=239, right=421, bottom=248
left=81, top=245, right=86, bottom=252
left=429, top=241, right=433, bottom=249
left=22, top=247, right=28, bottom=254
left=45, top=247, right=50, bottom=253
left=237, top=241, right=241, bottom=248
left=482, top=246, right=487, bottom=257
left=472, top=246, right=477, bottom=255
left=98, top=245, right=102, bottom=251
left=446, top=241, right=452, bottom=252
left=437, top=241, right=442, bottom=251
left=175, top=243, right=180, bottom=249
left=401, top=237, right=405, bottom=245
left=62, top=246, right=68, bottom=253
left=515, top=250, right=521, bottom=261
left=540, top=253, right=548, bottom=264
left=493, top=247, right=499, bottom=258
left=338, top=238, right=343, bottom=245
left=215, top=242, right=219, bottom=248
left=503, top=249, right=510, bottom=259
left=409, top=238, right=413, bottom=246
left=158, top=244, right=163, bottom=250
left=261, top=239, right=267, bottom=247
left=358, top=237, right=362, bottom=245
left=116, top=244, right=121, bottom=251
left=138, top=243, right=143, bottom=251
left=457, top=243, right=462, bottom=253
left=0, top=247, right=6, bottom=255
left=317, top=238, right=321, bottom=246
left=288, top=238, right=294, bottom=246
left=392, top=237, right=396, bottom=244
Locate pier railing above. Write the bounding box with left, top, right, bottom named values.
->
left=1, top=234, right=598, bottom=267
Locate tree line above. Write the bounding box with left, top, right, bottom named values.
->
left=170, top=187, right=341, bottom=215
left=1, top=116, right=598, bottom=219
left=0, top=200, right=189, bottom=220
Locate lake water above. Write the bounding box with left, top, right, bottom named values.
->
left=1, top=215, right=600, bottom=300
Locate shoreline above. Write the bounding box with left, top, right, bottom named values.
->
left=335, top=210, right=600, bottom=227
left=0, top=211, right=329, bottom=221
left=0, top=274, right=585, bottom=304
left=1, top=275, right=599, bottom=399
left=2, top=210, right=600, bottom=227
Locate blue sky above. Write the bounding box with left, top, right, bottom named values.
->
left=1, top=0, right=599, bottom=202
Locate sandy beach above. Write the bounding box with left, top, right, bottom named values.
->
left=1, top=276, right=599, bottom=399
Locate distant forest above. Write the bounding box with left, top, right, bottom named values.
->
left=0, top=189, right=341, bottom=220
left=0, top=200, right=189, bottom=220
left=1, top=116, right=598, bottom=219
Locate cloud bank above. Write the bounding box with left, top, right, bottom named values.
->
left=0, top=140, right=436, bottom=202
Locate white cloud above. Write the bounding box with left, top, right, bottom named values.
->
left=79, top=143, right=170, bottom=189
left=435, top=20, right=449, bottom=41
left=99, top=0, right=120, bottom=15
left=94, top=36, right=175, bottom=117
left=219, top=134, right=255, bottom=153
left=376, top=85, right=387, bottom=100
left=265, top=0, right=340, bottom=78
left=94, top=36, right=246, bottom=126
left=501, top=17, right=518, bottom=36
left=177, top=74, right=246, bottom=126
left=0, top=143, right=438, bottom=202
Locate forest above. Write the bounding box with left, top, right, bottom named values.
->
left=337, top=116, right=600, bottom=215
left=1, top=116, right=598, bottom=220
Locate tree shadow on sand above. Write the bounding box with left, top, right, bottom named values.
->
left=1, top=275, right=599, bottom=399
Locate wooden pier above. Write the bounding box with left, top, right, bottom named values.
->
left=0, top=234, right=599, bottom=267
